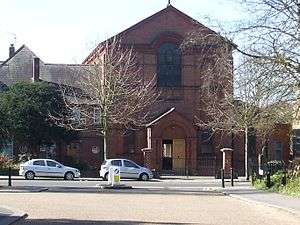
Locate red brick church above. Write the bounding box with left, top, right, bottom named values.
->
left=83, top=4, right=246, bottom=176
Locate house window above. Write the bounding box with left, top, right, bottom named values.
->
left=124, top=129, right=136, bottom=154
left=157, top=43, right=181, bottom=87
left=93, top=108, right=101, bottom=125
left=71, top=108, right=86, bottom=125
left=197, top=129, right=213, bottom=155
left=273, top=141, right=283, bottom=160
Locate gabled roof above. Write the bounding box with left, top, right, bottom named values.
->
left=0, top=44, right=89, bottom=87
left=83, top=5, right=222, bottom=64
left=146, top=107, right=175, bottom=127
left=0, top=45, right=27, bottom=67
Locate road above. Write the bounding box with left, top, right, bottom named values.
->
left=0, top=177, right=243, bottom=193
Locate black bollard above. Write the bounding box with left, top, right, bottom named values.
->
left=230, top=168, right=234, bottom=187
left=221, top=168, right=225, bottom=188
left=251, top=171, right=255, bottom=186
left=266, top=172, right=271, bottom=188
left=8, top=167, right=12, bottom=187
left=281, top=172, right=287, bottom=186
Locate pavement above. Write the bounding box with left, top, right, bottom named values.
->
left=0, top=206, right=27, bottom=225
left=221, top=184, right=300, bottom=216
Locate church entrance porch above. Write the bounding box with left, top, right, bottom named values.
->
left=145, top=108, right=197, bottom=175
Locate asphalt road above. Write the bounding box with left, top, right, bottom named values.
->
left=0, top=176, right=249, bottom=195
left=0, top=176, right=236, bottom=190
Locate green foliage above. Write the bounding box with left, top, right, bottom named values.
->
left=253, top=178, right=267, bottom=190
left=253, top=170, right=300, bottom=197
left=270, top=171, right=285, bottom=191
left=0, top=82, right=78, bottom=152
left=281, top=176, right=300, bottom=197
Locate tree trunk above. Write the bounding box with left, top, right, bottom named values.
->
left=103, top=130, right=107, bottom=161
left=245, top=126, right=249, bottom=180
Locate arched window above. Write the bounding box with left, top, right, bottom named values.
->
left=157, top=43, right=181, bottom=87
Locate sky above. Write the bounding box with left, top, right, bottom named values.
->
left=0, top=0, right=244, bottom=64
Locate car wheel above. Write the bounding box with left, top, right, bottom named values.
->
left=64, top=172, right=74, bottom=180
left=103, top=172, right=108, bottom=181
left=139, top=173, right=149, bottom=181
left=25, top=171, right=35, bottom=180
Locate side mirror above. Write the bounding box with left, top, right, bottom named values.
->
left=56, top=165, right=62, bottom=168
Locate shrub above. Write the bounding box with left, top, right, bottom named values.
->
left=281, top=176, right=300, bottom=197
left=253, top=178, right=267, bottom=190
left=253, top=171, right=286, bottom=191
left=270, top=171, right=285, bottom=191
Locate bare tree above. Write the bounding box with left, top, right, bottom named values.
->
left=55, top=37, right=159, bottom=160
left=182, top=29, right=294, bottom=178
left=230, top=0, right=300, bottom=98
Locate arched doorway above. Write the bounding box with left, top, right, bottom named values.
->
left=161, top=124, right=186, bottom=174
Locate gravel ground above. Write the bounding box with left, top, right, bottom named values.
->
left=0, top=192, right=299, bottom=225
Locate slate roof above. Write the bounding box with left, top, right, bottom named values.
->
left=0, top=45, right=88, bottom=87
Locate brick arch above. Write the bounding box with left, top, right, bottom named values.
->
left=151, top=32, right=183, bottom=49
left=152, top=111, right=196, bottom=139
left=161, top=124, right=186, bottom=139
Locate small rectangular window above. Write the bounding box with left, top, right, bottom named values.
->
left=71, top=108, right=86, bottom=125
left=93, top=108, right=101, bottom=124
left=197, top=129, right=213, bottom=155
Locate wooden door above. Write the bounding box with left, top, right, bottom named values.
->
left=173, top=139, right=185, bottom=173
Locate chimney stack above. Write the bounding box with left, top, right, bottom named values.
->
left=32, top=57, right=40, bottom=82
left=9, top=44, right=15, bottom=58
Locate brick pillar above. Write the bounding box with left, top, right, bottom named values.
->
left=221, top=148, right=233, bottom=178
left=141, top=148, right=152, bottom=169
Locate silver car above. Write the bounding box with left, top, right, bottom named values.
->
left=19, top=159, right=81, bottom=180
left=99, top=159, right=153, bottom=181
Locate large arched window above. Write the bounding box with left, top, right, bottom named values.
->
left=157, top=43, right=181, bottom=87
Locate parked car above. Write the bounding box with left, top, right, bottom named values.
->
left=19, top=159, right=81, bottom=180
left=100, top=159, right=153, bottom=181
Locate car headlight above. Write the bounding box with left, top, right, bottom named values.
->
left=75, top=169, right=79, bottom=173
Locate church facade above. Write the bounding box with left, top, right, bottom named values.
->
left=84, top=5, right=245, bottom=176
